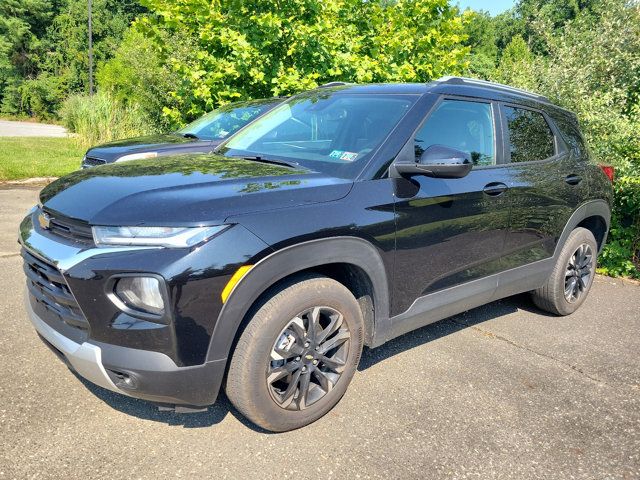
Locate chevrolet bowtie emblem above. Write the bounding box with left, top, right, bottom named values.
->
left=38, top=212, right=51, bottom=230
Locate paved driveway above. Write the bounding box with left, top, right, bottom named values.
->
left=0, top=120, right=67, bottom=137
left=0, top=187, right=638, bottom=479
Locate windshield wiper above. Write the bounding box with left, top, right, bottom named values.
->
left=230, top=155, right=301, bottom=170
left=181, top=132, right=199, bottom=139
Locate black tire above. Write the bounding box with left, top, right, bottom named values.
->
left=531, top=227, right=597, bottom=316
left=225, top=274, right=364, bottom=432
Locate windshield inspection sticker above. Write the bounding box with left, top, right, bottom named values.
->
left=329, top=150, right=358, bottom=162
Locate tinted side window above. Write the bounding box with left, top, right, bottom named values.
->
left=504, top=106, right=555, bottom=162
left=415, top=99, right=495, bottom=166
left=552, top=113, right=588, bottom=158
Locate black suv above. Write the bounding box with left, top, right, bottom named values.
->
left=20, top=77, right=613, bottom=432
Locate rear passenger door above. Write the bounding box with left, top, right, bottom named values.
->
left=501, top=104, right=584, bottom=270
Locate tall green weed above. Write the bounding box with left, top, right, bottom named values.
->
left=60, top=92, right=156, bottom=148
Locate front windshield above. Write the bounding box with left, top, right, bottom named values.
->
left=220, top=92, right=417, bottom=179
left=178, top=101, right=278, bottom=141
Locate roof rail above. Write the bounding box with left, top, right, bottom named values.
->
left=317, top=81, right=349, bottom=88
left=436, top=76, right=550, bottom=103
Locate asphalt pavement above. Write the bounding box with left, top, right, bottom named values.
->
left=0, top=187, right=638, bottom=479
left=0, top=120, right=67, bottom=137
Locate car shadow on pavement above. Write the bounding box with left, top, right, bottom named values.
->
left=73, top=293, right=548, bottom=430
left=75, top=374, right=271, bottom=432
left=359, top=293, right=549, bottom=371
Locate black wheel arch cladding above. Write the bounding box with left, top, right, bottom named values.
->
left=206, top=236, right=390, bottom=363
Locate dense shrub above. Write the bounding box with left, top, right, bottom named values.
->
left=0, top=0, right=145, bottom=119
left=121, top=0, right=468, bottom=127
left=492, top=0, right=640, bottom=278
left=599, top=169, right=640, bottom=277
left=97, top=28, right=192, bottom=132
left=60, top=92, right=156, bottom=148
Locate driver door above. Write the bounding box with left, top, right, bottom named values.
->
left=392, top=97, right=512, bottom=316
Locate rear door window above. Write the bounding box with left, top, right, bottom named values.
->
left=504, top=106, right=555, bottom=163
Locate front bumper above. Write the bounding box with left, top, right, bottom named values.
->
left=19, top=208, right=269, bottom=407
left=20, top=208, right=268, bottom=366
left=27, top=293, right=226, bottom=406
left=26, top=293, right=119, bottom=393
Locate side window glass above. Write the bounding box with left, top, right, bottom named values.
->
left=504, top=106, right=555, bottom=162
left=414, top=99, right=495, bottom=166
left=552, top=114, right=587, bottom=158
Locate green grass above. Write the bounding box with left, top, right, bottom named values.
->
left=0, top=137, right=84, bottom=181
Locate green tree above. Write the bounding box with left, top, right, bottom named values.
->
left=493, top=34, right=538, bottom=88
left=42, top=0, right=145, bottom=94
left=461, top=9, right=498, bottom=78
left=0, top=0, right=56, bottom=113
left=97, top=26, right=188, bottom=130
left=490, top=0, right=600, bottom=56
left=120, top=0, right=468, bottom=126
left=0, top=0, right=143, bottom=118
left=492, top=0, right=640, bottom=277
left=492, top=8, right=525, bottom=53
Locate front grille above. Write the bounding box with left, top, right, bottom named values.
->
left=22, top=248, right=89, bottom=331
left=82, top=156, right=106, bottom=167
left=42, top=209, right=94, bottom=245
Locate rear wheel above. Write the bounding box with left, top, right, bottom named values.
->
left=225, top=275, right=364, bottom=432
left=532, top=227, right=597, bottom=315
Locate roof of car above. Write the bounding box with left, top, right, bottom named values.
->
left=222, top=97, right=286, bottom=108
left=326, top=77, right=571, bottom=115
left=431, top=76, right=550, bottom=102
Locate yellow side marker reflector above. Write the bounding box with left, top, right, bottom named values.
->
left=221, top=265, right=253, bottom=303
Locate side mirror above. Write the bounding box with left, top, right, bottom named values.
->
left=395, top=145, right=473, bottom=179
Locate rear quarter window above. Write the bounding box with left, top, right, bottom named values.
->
left=551, top=113, right=589, bottom=159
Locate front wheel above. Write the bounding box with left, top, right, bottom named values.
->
left=225, top=275, right=364, bottom=432
left=532, top=227, right=597, bottom=316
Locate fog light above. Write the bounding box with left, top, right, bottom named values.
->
left=107, top=369, right=138, bottom=390
left=115, top=276, right=165, bottom=316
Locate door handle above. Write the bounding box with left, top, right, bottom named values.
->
left=483, top=182, right=508, bottom=196
left=565, top=174, right=582, bottom=186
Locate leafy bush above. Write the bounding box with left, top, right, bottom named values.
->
left=97, top=27, right=192, bottom=132
left=598, top=170, right=640, bottom=278
left=60, top=92, right=156, bottom=148
left=492, top=0, right=640, bottom=278
left=121, top=0, right=469, bottom=126
left=17, top=74, right=69, bottom=120
left=0, top=0, right=145, bottom=120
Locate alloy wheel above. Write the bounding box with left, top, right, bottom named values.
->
left=564, top=243, right=594, bottom=303
left=267, top=306, right=350, bottom=410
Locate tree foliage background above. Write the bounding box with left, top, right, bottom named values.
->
left=0, top=0, right=638, bottom=277
left=102, top=0, right=468, bottom=127
left=483, top=0, right=640, bottom=278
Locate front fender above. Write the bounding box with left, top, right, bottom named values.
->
left=205, top=236, right=391, bottom=362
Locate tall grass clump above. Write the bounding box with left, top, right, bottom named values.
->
left=60, top=92, right=156, bottom=148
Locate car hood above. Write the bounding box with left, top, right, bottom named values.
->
left=86, top=134, right=211, bottom=162
left=40, top=154, right=353, bottom=226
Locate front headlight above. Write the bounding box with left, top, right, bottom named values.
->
left=115, top=152, right=158, bottom=163
left=92, top=225, right=229, bottom=248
